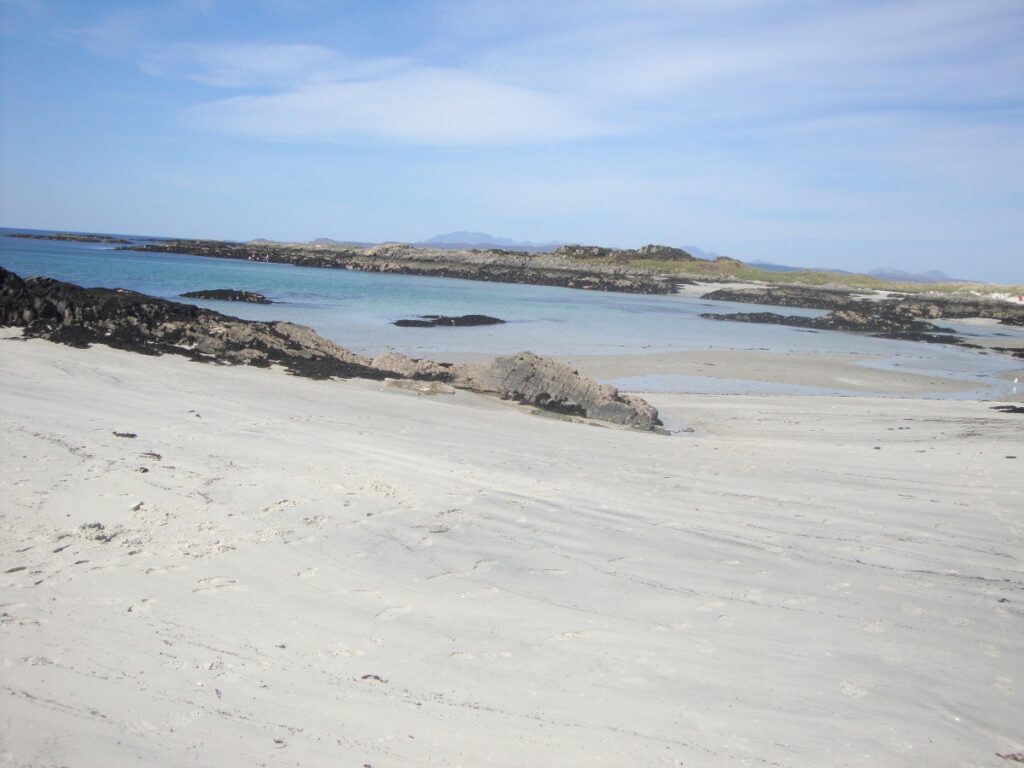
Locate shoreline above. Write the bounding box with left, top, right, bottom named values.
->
left=561, top=348, right=1023, bottom=400
left=425, top=347, right=1023, bottom=401
left=1, top=334, right=1021, bottom=766
left=117, top=238, right=686, bottom=295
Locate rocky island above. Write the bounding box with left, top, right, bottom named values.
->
left=119, top=239, right=690, bottom=295
left=7, top=232, right=133, bottom=244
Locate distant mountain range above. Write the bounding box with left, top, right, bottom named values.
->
left=748, top=260, right=808, bottom=274
left=866, top=267, right=956, bottom=283
left=414, top=231, right=567, bottom=253
left=750, top=261, right=957, bottom=283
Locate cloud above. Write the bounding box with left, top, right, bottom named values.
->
left=141, top=43, right=407, bottom=89
left=190, top=67, right=617, bottom=144
left=69, top=0, right=1024, bottom=151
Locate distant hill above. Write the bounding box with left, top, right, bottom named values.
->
left=748, top=260, right=805, bottom=274
left=308, top=237, right=375, bottom=247
left=751, top=261, right=959, bottom=283
left=867, top=267, right=957, bottom=283
left=681, top=245, right=729, bottom=261
left=417, top=231, right=566, bottom=253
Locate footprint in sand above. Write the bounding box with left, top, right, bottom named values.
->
left=840, top=680, right=870, bottom=698
left=782, top=595, right=818, bottom=607
left=374, top=605, right=412, bottom=621
left=862, top=620, right=886, bottom=634
left=551, top=631, right=588, bottom=641
left=194, top=576, right=238, bottom=592
left=329, top=646, right=365, bottom=658
left=262, top=499, right=297, bottom=514
left=20, top=656, right=54, bottom=666
left=127, top=597, right=155, bottom=614
left=457, top=586, right=499, bottom=599
left=979, top=643, right=1001, bottom=659
left=880, top=649, right=902, bottom=665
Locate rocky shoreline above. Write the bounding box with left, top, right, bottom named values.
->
left=0, top=267, right=660, bottom=430
left=702, top=285, right=1024, bottom=325
left=701, top=308, right=969, bottom=346
left=6, top=232, right=133, bottom=244
left=119, top=239, right=687, bottom=295
left=700, top=284, right=1024, bottom=355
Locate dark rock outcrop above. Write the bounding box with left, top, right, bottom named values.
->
left=1, top=268, right=662, bottom=430
left=701, top=306, right=961, bottom=344
left=701, top=284, right=1024, bottom=325
left=6, top=232, right=132, bottom=244
left=702, top=285, right=856, bottom=311
left=454, top=351, right=661, bottom=430
left=181, top=289, right=273, bottom=304
left=884, top=296, right=1024, bottom=326
left=393, top=314, right=505, bottom=328
left=0, top=267, right=387, bottom=380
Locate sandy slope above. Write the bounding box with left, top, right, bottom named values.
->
left=1, top=332, right=1021, bottom=767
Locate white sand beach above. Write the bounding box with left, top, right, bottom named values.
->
left=1, top=331, right=1022, bottom=767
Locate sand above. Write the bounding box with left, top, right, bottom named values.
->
left=559, top=349, right=1012, bottom=398
left=1, top=330, right=1022, bottom=767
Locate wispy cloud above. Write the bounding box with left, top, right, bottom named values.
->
left=142, top=43, right=407, bottom=89
left=190, top=67, right=617, bottom=144
left=66, top=0, right=1024, bottom=148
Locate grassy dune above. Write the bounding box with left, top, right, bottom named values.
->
left=575, top=254, right=1024, bottom=295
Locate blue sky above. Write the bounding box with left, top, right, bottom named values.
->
left=1, top=0, right=1022, bottom=282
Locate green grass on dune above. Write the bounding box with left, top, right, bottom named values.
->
left=589, top=257, right=1023, bottom=295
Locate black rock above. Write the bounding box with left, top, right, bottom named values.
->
left=181, top=289, right=273, bottom=304
left=702, top=286, right=856, bottom=311
left=0, top=267, right=386, bottom=380
left=393, top=314, right=505, bottom=328
left=700, top=306, right=966, bottom=346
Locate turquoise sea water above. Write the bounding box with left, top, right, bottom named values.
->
left=2, top=228, right=1021, bottom=399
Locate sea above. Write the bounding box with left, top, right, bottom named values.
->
left=2, top=227, right=1021, bottom=400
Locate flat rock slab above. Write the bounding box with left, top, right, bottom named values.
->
left=393, top=314, right=505, bottom=327
left=181, top=289, right=273, bottom=304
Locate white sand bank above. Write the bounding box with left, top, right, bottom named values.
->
left=1, top=332, right=1022, bottom=767
left=558, top=349, right=1006, bottom=397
